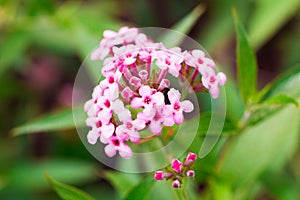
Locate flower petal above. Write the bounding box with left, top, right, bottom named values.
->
left=149, top=120, right=162, bottom=135
left=128, top=130, right=140, bottom=143
left=139, top=85, right=152, bottom=96
left=101, top=123, right=115, bottom=138
left=104, top=144, right=117, bottom=157
left=181, top=100, right=194, bottom=113
left=167, top=88, right=181, bottom=104
left=130, top=97, right=143, bottom=108
left=152, top=92, right=164, bottom=105
left=118, top=144, right=132, bottom=159
left=174, top=111, right=183, bottom=124
left=87, top=130, right=100, bottom=145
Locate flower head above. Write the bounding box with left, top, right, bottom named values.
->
left=84, top=27, right=226, bottom=159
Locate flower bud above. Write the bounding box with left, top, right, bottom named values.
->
left=154, top=171, right=164, bottom=180
left=171, top=159, right=182, bottom=173
left=186, top=170, right=195, bottom=178
left=172, top=179, right=181, bottom=188
left=184, top=152, right=197, bottom=166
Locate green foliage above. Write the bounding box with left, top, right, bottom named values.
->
left=232, top=9, right=258, bottom=105
left=124, top=177, right=156, bottom=200
left=103, top=171, right=141, bottom=198
left=159, top=4, right=205, bottom=47
left=249, top=0, right=300, bottom=49
left=260, top=64, right=300, bottom=100
left=12, top=107, right=85, bottom=136
left=45, top=174, right=94, bottom=200
left=7, top=159, right=96, bottom=191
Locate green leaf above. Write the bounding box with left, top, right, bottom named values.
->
left=262, top=94, right=298, bottom=107
left=103, top=171, right=141, bottom=198
left=260, top=170, right=298, bottom=200
left=219, top=105, right=300, bottom=187
left=7, top=159, right=95, bottom=191
left=260, top=64, right=300, bottom=101
left=232, top=8, right=258, bottom=104
left=45, top=174, right=94, bottom=200
left=249, top=0, right=300, bottom=49
left=0, top=30, right=31, bottom=75
left=12, top=106, right=85, bottom=136
left=124, top=176, right=156, bottom=200
left=249, top=64, right=300, bottom=125
left=159, top=4, right=205, bottom=47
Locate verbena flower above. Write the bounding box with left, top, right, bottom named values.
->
left=84, top=27, right=226, bottom=159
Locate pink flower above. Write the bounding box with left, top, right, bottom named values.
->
left=130, top=85, right=164, bottom=116
left=104, top=135, right=132, bottom=159
left=113, top=44, right=139, bottom=66
left=99, top=71, right=121, bottom=100
left=165, top=88, right=194, bottom=124
left=154, top=171, right=164, bottom=180
left=202, top=68, right=226, bottom=99
left=171, top=159, right=182, bottom=173
left=186, top=170, right=195, bottom=178
left=189, top=49, right=216, bottom=70
left=90, top=26, right=138, bottom=60
left=185, top=152, right=197, bottom=166
left=113, top=100, right=145, bottom=142
left=172, top=179, right=181, bottom=188
left=137, top=105, right=173, bottom=135
left=86, top=117, right=115, bottom=145
left=155, top=50, right=183, bottom=77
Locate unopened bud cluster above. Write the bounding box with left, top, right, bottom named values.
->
left=154, top=152, right=197, bottom=188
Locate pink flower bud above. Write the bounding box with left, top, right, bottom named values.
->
left=121, top=87, right=134, bottom=99
left=186, top=170, right=195, bottom=178
left=172, top=179, right=181, bottom=188
left=157, top=79, right=170, bottom=91
left=184, top=152, right=197, bottom=166
left=171, top=159, right=182, bottom=173
left=138, top=70, right=148, bottom=80
left=129, top=76, right=141, bottom=89
left=154, top=171, right=164, bottom=180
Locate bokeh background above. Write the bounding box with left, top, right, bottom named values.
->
left=0, top=0, right=300, bottom=199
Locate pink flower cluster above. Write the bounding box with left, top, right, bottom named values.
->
left=154, top=152, right=197, bottom=188
left=84, top=27, right=226, bottom=159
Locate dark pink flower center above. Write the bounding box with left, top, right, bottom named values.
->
left=144, top=96, right=151, bottom=104
left=198, top=58, right=203, bottom=64
left=210, top=76, right=216, bottom=84
left=96, top=120, right=102, bottom=128
left=174, top=102, right=181, bottom=111
left=104, top=100, right=111, bottom=108
left=108, top=76, right=114, bottom=84
left=165, top=59, right=171, bottom=65
left=126, top=122, right=133, bottom=129
left=112, top=138, right=120, bottom=146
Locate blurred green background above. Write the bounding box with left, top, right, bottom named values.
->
left=0, top=0, right=300, bottom=199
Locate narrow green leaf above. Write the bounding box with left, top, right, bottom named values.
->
left=219, top=105, right=300, bottom=186
left=124, top=176, right=155, bottom=200
left=8, top=159, right=95, bottom=191
left=260, top=64, right=300, bottom=101
left=249, top=64, right=300, bottom=125
left=263, top=94, right=298, bottom=107
left=249, top=0, right=300, bottom=49
left=159, top=4, right=205, bottom=47
left=232, top=8, right=258, bottom=104
left=45, top=174, right=94, bottom=200
left=103, top=171, right=141, bottom=197
left=12, top=106, right=85, bottom=136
